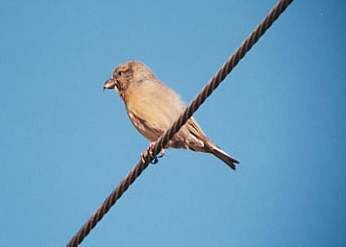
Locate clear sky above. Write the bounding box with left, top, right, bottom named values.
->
left=1, top=0, right=345, bottom=246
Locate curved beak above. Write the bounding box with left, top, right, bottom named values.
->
left=103, top=78, right=117, bottom=91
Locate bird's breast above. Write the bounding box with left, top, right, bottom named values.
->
left=123, top=80, right=186, bottom=141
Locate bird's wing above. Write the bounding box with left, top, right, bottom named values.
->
left=186, top=118, right=207, bottom=140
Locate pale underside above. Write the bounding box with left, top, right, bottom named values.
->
left=123, top=79, right=208, bottom=152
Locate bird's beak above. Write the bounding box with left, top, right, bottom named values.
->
left=103, top=78, right=117, bottom=91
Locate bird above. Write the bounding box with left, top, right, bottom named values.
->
left=103, top=60, right=239, bottom=169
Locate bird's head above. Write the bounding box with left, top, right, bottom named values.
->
left=103, top=60, right=155, bottom=95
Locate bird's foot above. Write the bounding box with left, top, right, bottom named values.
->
left=157, top=149, right=165, bottom=158
left=151, top=149, right=165, bottom=164
left=145, top=142, right=165, bottom=165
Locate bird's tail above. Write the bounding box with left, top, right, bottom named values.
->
left=205, top=141, right=239, bottom=170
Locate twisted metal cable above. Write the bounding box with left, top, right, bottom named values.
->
left=67, top=0, right=294, bottom=246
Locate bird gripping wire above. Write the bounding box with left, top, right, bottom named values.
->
left=67, top=0, right=294, bottom=246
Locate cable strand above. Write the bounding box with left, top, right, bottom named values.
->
left=66, top=1, right=293, bottom=246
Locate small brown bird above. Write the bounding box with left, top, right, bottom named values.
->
left=103, top=61, right=239, bottom=169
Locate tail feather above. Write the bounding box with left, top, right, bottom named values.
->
left=205, top=142, right=239, bottom=170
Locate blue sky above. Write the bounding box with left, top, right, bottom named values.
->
left=1, top=0, right=345, bottom=246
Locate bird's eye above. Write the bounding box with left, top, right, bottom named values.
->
left=118, top=71, right=123, bottom=76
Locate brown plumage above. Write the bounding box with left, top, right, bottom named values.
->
left=103, top=61, right=239, bottom=169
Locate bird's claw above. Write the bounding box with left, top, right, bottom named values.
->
left=145, top=143, right=165, bottom=165
left=149, top=149, right=165, bottom=165
left=156, top=149, right=165, bottom=158
left=150, top=156, right=159, bottom=164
